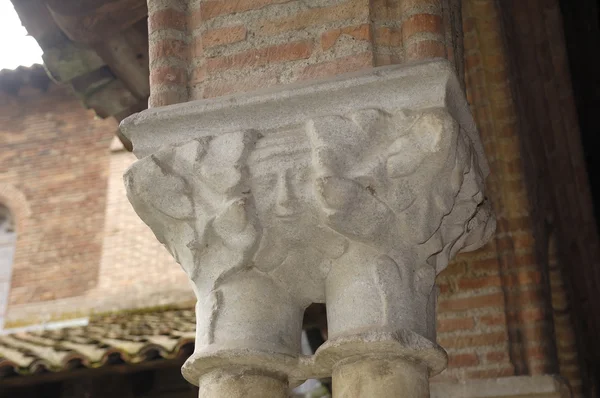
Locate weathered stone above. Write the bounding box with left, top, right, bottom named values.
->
left=121, top=59, right=494, bottom=395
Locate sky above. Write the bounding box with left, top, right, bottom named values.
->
left=0, top=1, right=43, bottom=70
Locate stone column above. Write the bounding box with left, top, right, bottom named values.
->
left=121, top=60, right=494, bottom=396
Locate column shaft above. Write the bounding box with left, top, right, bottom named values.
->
left=332, top=357, right=429, bottom=398
left=198, top=369, right=288, bottom=398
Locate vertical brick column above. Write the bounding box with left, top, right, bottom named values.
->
left=370, top=0, right=462, bottom=79
left=145, top=0, right=465, bottom=101
left=147, top=0, right=190, bottom=107
left=400, top=0, right=446, bottom=61
left=435, top=0, right=561, bottom=382
left=548, top=235, right=583, bottom=396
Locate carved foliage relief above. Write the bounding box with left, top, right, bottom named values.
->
left=124, top=107, right=493, bottom=306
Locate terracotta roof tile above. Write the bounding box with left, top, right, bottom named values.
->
left=0, top=308, right=195, bottom=378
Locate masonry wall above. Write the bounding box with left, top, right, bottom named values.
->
left=3, top=141, right=194, bottom=327
left=1, top=81, right=194, bottom=328
left=0, top=83, right=114, bottom=308
left=436, top=1, right=585, bottom=396
left=147, top=0, right=460, bottom=105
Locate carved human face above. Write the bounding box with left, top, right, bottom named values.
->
left=248, top=147, right=318, bottom=238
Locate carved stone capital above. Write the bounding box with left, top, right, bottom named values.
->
left=121, top=60, right=494, bottom=388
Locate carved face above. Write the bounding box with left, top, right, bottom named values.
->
left=249, top=148, right=316, bottom=234
left=247, top=131, right=347, bottom=277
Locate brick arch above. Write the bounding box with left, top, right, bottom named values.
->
left=0, top=183, right=24, bottom=329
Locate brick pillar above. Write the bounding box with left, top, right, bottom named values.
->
left=147, top=0, right=190, bottom=107
left=146, top=0, right=465, bottom=101
left=400, top=0, right=446, bottom=61
left=437, top=0, right=560, bottom=380
left=548, top=234, right=583, bottom=397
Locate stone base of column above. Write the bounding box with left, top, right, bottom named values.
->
left=333, top=356, right=429, bottom=398
left=198, top=368, right=288, bottom=398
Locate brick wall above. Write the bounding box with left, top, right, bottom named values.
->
left=433, top=1, right=586, bottom=396
left=435, top=0, right=557, bottom=382
left=0, top=83, right=114, bottom=307
left=91, top=148, right=193, bottom=311
left=498, top=0, right=596, bottom=395
left=146, top=0, right=460, bottom=104
left=4, top=142, right=194, bottom=326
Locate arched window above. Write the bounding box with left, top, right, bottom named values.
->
left=0, top=205, right=16, bottom=329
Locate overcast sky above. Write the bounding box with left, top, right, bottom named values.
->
left=0, top=1, right=43, bottom=70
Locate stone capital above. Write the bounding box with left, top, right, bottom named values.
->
left=121, top=60, right=495, bottom=389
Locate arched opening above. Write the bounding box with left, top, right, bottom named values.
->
left=0, top=204, right=16, bottom=330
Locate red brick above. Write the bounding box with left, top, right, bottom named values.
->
left=321, top=24, right=371, bottom=51
left=201, top=0, right=290, bottom=20
left=206, top=41, right=312, bottom=71
left=438, top=331, right=507, bottom=349
left=401, top=13, right=444, bottom=40
left=448, top=353, right=479, bottom=368
left=486, top=351, right=509, bottom=363
left=148, top=9, right=187, bottom=32
left=300, top=52, right=373, bottom=81
left=405, top=39, right=446, bottom=60
left=467, top=366, right=514, bottom=379
left=457, top=275, right=502, bottom=290
left=258, top=0, right=369, bottom=36
left=202, top=25, right=247, bottom=49
left=479, top=313, right=506, bottom=326
left=437, top=317, right=475, bottom=332
left=149, top=66, right=187, bottom=86
left=203, top=70, right=280, bottom=98
left=438, top=293, right=505, bottom=312
left=149, top=39, right=188, bottom=61
left=399, top=0, right=441, bottom=14
left=374, top=27, right=403, bottom=47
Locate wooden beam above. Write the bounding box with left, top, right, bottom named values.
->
left=45, top=0, right=147, bottom=44
left=92, top=22, right=150, bottom=101
left=42, top=41, right=105, bottom=83
left=84, top=80, right=139, bottom=118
